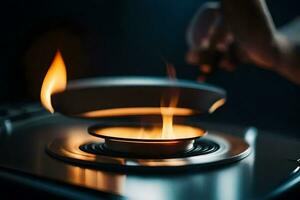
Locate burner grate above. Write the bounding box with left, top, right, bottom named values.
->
left=80, top=139, right=220, bottom=159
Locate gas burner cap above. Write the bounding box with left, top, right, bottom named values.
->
left=51, top=77, right=226, bottom=118
left=87, top=123, right=206, bottom=156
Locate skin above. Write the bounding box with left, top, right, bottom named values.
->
left=186, top=0, right=300, bottom=85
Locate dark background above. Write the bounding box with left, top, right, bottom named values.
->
left=0, top=0, right=299, bottom=135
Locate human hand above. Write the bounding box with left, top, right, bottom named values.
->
left=186, top=1, right=286, bottom=81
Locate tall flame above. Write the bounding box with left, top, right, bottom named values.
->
left=40, top=51, right=67, bottom=113
left=161, top=96, right=179, bottom=139
left=161, top=62, right=179, bottom=139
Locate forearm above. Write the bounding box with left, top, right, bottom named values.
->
left=222, top=0, right=300, bottom=84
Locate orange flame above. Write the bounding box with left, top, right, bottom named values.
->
left=40, top=51, right=67, bottom=113
left=160, top=62, right=180, bottom=138
left=81, top=107, right=193, bottom=118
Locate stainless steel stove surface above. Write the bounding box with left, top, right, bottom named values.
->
left=0, top=107, right=299, bottom=199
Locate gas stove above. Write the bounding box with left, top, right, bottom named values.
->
left=0, top=104, right=299, bottom=199
left=0, top=53, right=299, bottom=199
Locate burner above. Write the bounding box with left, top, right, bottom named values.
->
left=44, top=77, right=249, bottom=172
left=46, top=128, right=251, bottom=172
left=87, top=124, right=206, bottom=156
left=79, top=138, right=219, bottom=159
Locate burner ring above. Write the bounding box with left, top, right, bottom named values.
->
left=79, top=138, right=219, bottom=159
left=46, top=131, right=251, bottom=172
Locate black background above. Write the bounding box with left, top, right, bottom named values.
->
left=0, top=0, right=299, bottom=135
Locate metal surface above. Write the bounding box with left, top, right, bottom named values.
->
left=0, top=114, right=299, bottom=199
left=51, top=77, right=226, bottom=117
left=79, top=138, right=220, bottom=159
left=94, top=139, right=196, bottom=156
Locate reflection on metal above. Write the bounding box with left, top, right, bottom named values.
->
left=66, top=166, right=126, bottom=195
left=215, top=165, right=242, bottom=200
left=267, top=160, right=300, bottom=199
left=213, top=127, right=258, bottom=200
left=244, top=127, right=258, bottom=146
left=243, top=127, right=257, bottom=169
left=103, top=139, right=195, bottom=157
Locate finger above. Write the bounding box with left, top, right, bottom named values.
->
left=188, top=13, right=233, bottom=68
left=209, top=17, right=231, bottom=50
left=187, top=2, right=220, bottom=49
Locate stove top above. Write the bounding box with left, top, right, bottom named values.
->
left=0, top=105, right=299, bottom=199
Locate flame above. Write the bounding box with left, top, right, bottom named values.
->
left=161, top=95, right=179, bottom=139
left=160, top=62, right=180, bottom=139
left=161, top=114, right=174, bottom=139
left=81, top=107, right=193, bottom=117
left=40, top=51, right=67, bottom=113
